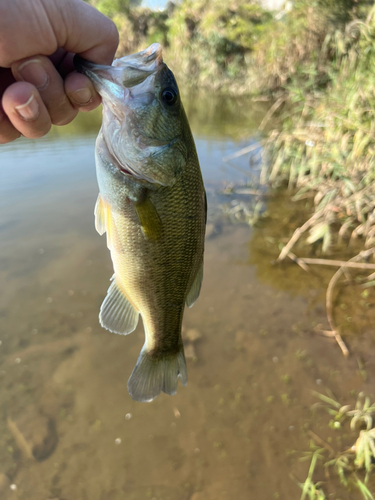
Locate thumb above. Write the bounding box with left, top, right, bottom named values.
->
left=50, top=0, right=119, bottom=64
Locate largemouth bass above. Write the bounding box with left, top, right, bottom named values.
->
left=74, top=44, right=206, bottom=402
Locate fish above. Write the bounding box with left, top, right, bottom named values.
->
left=74, top=44, right=206, bottom=403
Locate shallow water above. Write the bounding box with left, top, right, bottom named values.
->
left=0, top=96, right=374, bottom=499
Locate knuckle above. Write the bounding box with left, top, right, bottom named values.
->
left=36, top=126, right=51, bottom=139
left=53, top=112, right=77, bottom=126
left=26, top=122, right=51, bottom=139
left=108, top=20, right=120, bottom=48
left=0, top=132, right=21, bottom=144
left=0, top=120, right=21, bottom=143
left=49, top=96, right=77, bottom=125
left=0, top=43, right=17, bottom=68
left=76, top=101, right=99, bottom=113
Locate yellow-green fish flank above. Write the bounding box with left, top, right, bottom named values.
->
left=74, top=44, right=206, bottom=402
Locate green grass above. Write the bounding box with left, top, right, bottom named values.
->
left=302, top=391, right=375, bottom=497
left=261, top=6, right=375, bottom=254
left=297, top=449, right=327, bottom=500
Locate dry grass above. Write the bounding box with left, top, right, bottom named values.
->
left=262, top=7, right=375, bottom=253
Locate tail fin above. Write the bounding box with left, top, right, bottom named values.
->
left=127, top=345, right=187, bottom=402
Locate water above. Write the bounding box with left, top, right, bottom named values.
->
left=0, top=96, right=374, bottom=499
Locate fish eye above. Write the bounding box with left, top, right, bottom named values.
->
left=161, top=87, right=178, bottom=107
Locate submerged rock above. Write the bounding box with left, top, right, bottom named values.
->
left=185, top=328, right=202, bottom=343
left=7, top=406, right=58, bottom=461
left=205, top=223, right=221, bottom=239
left=184, top=343, right=197, bottom=360
left=190, top=493, right=205, bottom=500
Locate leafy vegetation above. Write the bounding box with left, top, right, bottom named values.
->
left=295, top=391, right=375, bottom=499
left=165, top=0, right=271, bottom=91
left=87, top=0, right=368, bottom=94
left=260, top=5, right=375, bottom=255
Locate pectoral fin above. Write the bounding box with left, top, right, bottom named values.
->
left=186, top=260, right=203, bottom=308
left=134, top=195, right=163, bottom=241
left=94, top=194, right=116, bottom=250
left=99, top=276, right=139, bottom=335
left=94, top=195, right=107, bottom=235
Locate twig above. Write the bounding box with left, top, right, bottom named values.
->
left=326, top=268, right=350, bottom=358
left=342, top=267, right=352, bottom=283
left=223, top=160, right=254, bottom=178
left=319, top=329, right=339, bottom=337
left=286, top=252, right=311, bottom=272
left=222, top=142, right=261, bottom=162
left=331, top=113, right=375, bottom=139
left=277, top=209, right=325, bottom=262
left=231, top=188, right=264, bottom=196
left=258, top=96, right=287, bottom=132
left=325, top=249, right=375, bottom=358
left=308, top=430, right=335, bottom=458
left=320, top=329, right=349, bottom=358
left=287, top=256, right=375, bottom=270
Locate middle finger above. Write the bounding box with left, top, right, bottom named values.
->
left=12, top=56, right=78, bottom=126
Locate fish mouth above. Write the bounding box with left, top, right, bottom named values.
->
left=73, top=43, right=163, bottom=101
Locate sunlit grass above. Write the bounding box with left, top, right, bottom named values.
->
left=300, top=391, right=375, bottom=497
left=296, top=449, right=327, bottom=500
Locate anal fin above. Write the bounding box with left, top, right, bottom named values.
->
left=99, top=276, right=139, bottom=335
left=186, top=260, right=203, bottom=308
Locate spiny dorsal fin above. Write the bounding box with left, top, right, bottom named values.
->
left=186, top=259, right=203, bottom=308
left=134, top=196, right=163, bottom=241
left=99, top=276, right=139, bottom=335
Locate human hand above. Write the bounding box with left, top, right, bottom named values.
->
left=0, top=0, right=119, bottom=143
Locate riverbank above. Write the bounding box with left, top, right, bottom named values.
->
left=89, top=0, right=365, bottom=94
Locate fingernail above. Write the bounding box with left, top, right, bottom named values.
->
left=15, top=94, right=39, bottom=121
left=70, top=88, right=92, bottom=105
left=17, top=59, right=49, bottom=90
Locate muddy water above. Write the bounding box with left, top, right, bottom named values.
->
left=0, top=97, right=374, bottom=499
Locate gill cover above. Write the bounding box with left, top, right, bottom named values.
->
left=74, top=44, right=188, bottom=187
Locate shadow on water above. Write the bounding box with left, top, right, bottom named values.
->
left=0, top=94, right=374, bottom=499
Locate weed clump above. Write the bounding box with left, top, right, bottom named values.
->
left=297, top=391, right=375, bottom=499
left=262, top=6, right=375, bottom=252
